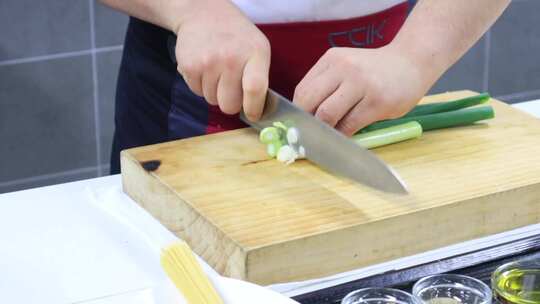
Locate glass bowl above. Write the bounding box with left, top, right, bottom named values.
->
left=342, top=287, right=421, bottom=304
left=412, top=274, right=492, bottom=304
left=491, top=259, right=540, bottom=304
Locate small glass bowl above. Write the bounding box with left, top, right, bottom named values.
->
left=412, top=274, right=492, bottom=304
left=491, top=259, right=540, bottom=304
left=342, top=287, right=422, bottom=304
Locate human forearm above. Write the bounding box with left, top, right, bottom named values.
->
left=101, top=0, right=271, bottom=121
left=390, top=0, right=510, bottom=85
left=98, top=0, right=240, bottom=33
left=293, top=0, right=510, bottom=135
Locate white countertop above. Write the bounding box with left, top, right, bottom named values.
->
left=512, top=99, right=540, bottom=118
left=0, top=176, right=165, bottom=304
left=1, top=101, right=539, bottom=304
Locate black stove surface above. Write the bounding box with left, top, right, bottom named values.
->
left=292, top=234, right=540, bottom=304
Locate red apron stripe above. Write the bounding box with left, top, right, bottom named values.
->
left=205, top=2, right=409, bottom=134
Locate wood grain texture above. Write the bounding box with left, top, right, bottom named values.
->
left=121, top=91, right=540, bottom=285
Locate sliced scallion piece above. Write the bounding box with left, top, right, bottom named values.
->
left=353, top=121, right=422, bottom=149
left=266, top=141, right=283, bottom=157
left=286, top=127, right=300, bottom=144
left=277, top=145, right=298, bottom=165
left=403, top=93, right=490, bottom=117
left=259, top=127, right=280, bottom=144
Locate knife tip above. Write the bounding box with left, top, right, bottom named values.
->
left=385, top=169, right=409, bottom=195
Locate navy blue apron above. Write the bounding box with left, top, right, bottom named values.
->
left=111, top=0, right=414, bottom=174
left=110, top=18, right=208, bottom=174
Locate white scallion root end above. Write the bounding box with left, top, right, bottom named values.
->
left=267, top=144, right=277, bottom=157
left=277, top=145, right=298, bottom=165
left=266, top=141, right=283, bottom=158
left=297, top=146, right=306, bottom=159
left=286, top=127, right=299, bottom=144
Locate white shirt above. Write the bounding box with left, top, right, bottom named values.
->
left=232, top=0, right=407, bottom=23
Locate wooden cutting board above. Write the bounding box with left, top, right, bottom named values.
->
left=121, top=91, right=540, bottom=285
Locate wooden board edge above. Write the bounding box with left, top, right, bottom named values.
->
left=244, top=183, right=540, bottom=285
left=120, top=150, right=248, bottom=279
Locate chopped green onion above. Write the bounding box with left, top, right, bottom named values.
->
left=273, top=121, right=288, bottom=131
left=403, top=93, right=490, bottom=117
left=277, top=145, right=298, bottom=165
left=297, top=146, right=306, bottom=159
left=360, top=105, right=495, bottom=133
left=286, top=127, right=299, bottom=144
left=259, top=127, right=280, bottom=144
left=266, top=141, right=283, bottom=157
left=353, top=121, right=422, bottom=149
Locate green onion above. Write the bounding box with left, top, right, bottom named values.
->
left=403, top=93, right=490, bottom=117
left=260, top=122, right=302, bottom=163
left=259, top=127, right=280, bottom=144
left=353, top=121, right=422, bottom=149
left=286, top=127, right=299, bottom=144
left=361, top=105, right=495, bottom=133
left=266, top=141, right=283, bottom=157
left=273, top=121, right=288, bottom=131
left=297, top=146, right=306, bottom=158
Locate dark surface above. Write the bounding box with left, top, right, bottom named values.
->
left=293, top=234, right=540, bottom=304
left=0, top=56, right=96, bottom=183
left=141, top=160, right=161, bottom=172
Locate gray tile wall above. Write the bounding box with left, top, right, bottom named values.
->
left=429, top=0, right=540, bottom=103
left=0, top=1, right=539, bottom=193
left=0, top=0, right=127, bottom=193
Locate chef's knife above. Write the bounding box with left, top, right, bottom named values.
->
left=240, top=90, right=408, bottom=194
left=166, top=35, right=407, bottom=194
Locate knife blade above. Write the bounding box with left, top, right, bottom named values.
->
left=240, top=89, right=408, bottom=194
left=165, top=36, right=407, bottom=194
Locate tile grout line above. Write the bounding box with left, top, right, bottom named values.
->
left=99, top=164, right=111, bottom=175
left=0, top=46, right=123, bottom=67
left=0, top=167, right=99, bottom=188
left=496, top=89, right=540, bottom=101
left=96, top=45, right=124, bottom=53
left=0, top=49, right=92, bottom=66
left=482, top=30, right=491, bottom=92
left=89, top=0, right=102, bottom=177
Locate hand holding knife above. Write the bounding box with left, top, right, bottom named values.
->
left=168, top=36, right=408, bottom=194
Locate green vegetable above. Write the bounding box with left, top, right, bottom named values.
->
left=286, top=127, right=299, bottom=144
left=266, top=141, right=283, bottom=157
left=403, top=93, right=490, bottom=117
left=273, top=121, right=288, bottom=131
left=297, top=146, right=306, bottom=158
left=361, top=105, right=495, bottom=133
left=260, top=122, right=300, bottom=162
left=259, top=127, right=280, bottom=144
left=353, top=121, right=422, bottom=149
left=277, top=145, right=298, bottom=164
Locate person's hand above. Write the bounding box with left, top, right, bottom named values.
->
left=174, top=1, right=271, bottom=121
left=293, top=46, right=436, bottom=136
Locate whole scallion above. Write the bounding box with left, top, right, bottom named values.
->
left=353, top=121, right=422, bottom=149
